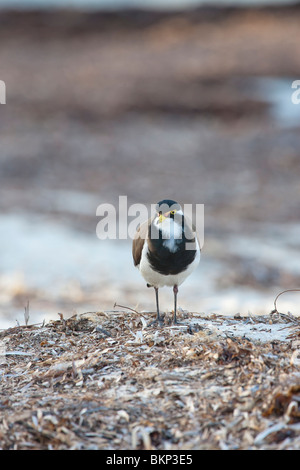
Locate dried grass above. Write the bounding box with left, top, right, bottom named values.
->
left=0, top=310, right=300, bottom=450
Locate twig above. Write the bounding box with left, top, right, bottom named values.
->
left=24, top=300, right=30, bottom=326
left=113, top=302, right=139, bottom=315
left=273, top=289, right=300, bottom=312
left=271, top=289, right=300, bottom=323
left=0, top=322, right=45, bottom=338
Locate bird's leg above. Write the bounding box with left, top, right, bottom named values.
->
left=173, top=284, right=178, bottom=323
left=172, top=285, right=189, bottom=327
left=155, top=287, right=161, bottom=323
left=147, top=287, right=163, bottom=327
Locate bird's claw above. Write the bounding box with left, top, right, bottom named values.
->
left=147, top=315, right=164, bottom=328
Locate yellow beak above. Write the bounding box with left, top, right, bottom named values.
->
left=158, top=211, right=170, bottom=223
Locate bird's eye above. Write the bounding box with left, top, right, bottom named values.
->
left=170, top=210, right=176, bottom=215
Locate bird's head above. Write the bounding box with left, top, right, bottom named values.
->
left=155, top=199, right=183, bottom=224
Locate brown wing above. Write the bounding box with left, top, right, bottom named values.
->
left=132, top=219, right=150, bottom=267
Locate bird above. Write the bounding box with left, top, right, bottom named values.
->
left=132, top=199, right=200, bottom=325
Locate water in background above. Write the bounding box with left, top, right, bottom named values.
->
left=1, top=4, right=300, bottom=328
left=1, top=76, right=300, bottom=328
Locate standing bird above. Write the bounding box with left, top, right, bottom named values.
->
left=132, top=199, right=200, bottom=325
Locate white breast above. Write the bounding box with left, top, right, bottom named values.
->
left=138, top=238, right=200, bottom=288
left=154, top=217, right=182, bottom=253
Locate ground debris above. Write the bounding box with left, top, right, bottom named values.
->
left=0, top=310, right=300, bottom=449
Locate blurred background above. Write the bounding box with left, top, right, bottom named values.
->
left=0, top=0, right=300, bottom=328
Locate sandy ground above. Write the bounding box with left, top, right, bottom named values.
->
left=1, top=309, right=300, bottom=450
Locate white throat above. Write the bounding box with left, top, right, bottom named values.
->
left=155, top=217, right=183, bottom=253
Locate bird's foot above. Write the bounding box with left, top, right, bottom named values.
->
left=147, top=313, right=165, bottom=328
left=172, top=317, right=193, bottom=334
left=172, top=313, right=189, bottom=326
left=172, top=319, right=187, bottom=326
